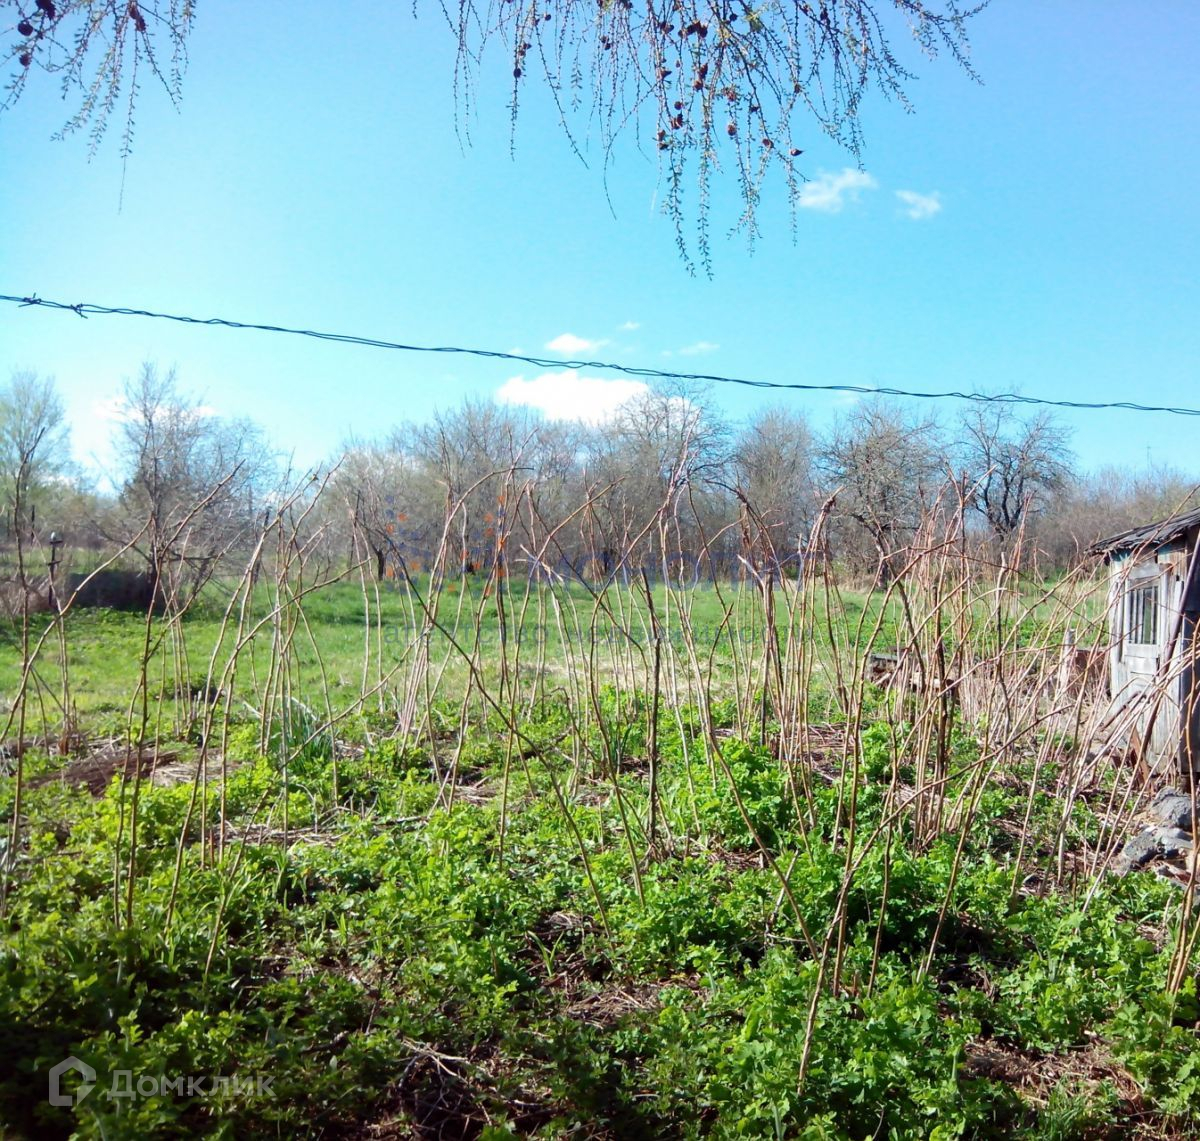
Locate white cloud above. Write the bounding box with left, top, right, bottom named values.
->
left=895, top=189, right=942, bottom=220
left=544, top=332, right=603, bottom=355
left=797, top=168, right=878, bottom=213
left=677, top=341, right=719, bottom=356
left=91, top=395, right=132, bottom=423
left=497, top=371, right=649, bottom=424
left=618, top=320, right=640, bottom=331
left=90, top=395, right=217, bottom=422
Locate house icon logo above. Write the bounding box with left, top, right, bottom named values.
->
left=48, top=1056, right=96, bottom=1107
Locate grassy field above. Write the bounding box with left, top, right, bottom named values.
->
left=1, top=573, right=907, bottom=733
left=2, top=559, right=1195, bottom=1139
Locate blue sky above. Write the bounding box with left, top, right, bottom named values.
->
left=2, top=2, right=1198, bottom=482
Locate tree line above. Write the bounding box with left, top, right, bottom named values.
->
left=2, top=364, right=1197, bottom=606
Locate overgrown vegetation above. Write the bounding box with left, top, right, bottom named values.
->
left=3, top=372, right=1200, bottom=1137
left=3, top=695, right=1194, bottom=1138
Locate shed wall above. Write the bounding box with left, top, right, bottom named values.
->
left=1106, top=544, right=1193, bottom=774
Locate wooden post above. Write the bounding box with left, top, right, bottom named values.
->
left=1058, top=628, right=1077, bottom=695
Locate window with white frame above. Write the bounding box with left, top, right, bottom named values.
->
left=1127, top=581, right=1160, bottom=645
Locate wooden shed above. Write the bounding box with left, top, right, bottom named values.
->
left=1091, top=507, right=1200, bottom=776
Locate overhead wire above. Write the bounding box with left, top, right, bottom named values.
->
left=3, top=292, right=1198, bottom=417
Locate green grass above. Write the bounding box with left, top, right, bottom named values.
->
left=1, top=574, right=895, bottom=725
left=7, top=562, right=1091, bottom=733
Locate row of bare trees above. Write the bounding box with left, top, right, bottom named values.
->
left=4, top=363, right=1198, bottom=598
left=1, top=365, right=279, bottom=613
left=327, top=391, right=1094, bottom=587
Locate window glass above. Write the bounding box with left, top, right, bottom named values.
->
left=1127, top=582, right=1159, bottom=645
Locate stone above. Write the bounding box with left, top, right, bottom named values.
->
left=1147, top=788, right=1196, bottom=832
left=1116, top=830, right=1163, bottom=875
left=1157, top=827, right=1195, bottom=860
left=1114, top=823, right=1198, bottom=875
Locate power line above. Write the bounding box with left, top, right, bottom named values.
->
left=4, top=291, right=1198, bottom=418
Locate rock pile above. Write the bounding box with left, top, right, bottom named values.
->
left=1115, top=788, right=1198, bottom=877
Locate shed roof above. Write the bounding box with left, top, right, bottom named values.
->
left=1090, top=505, right=1200, bottom=557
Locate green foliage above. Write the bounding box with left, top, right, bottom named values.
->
left=3, top=592, right=1197, bottom=1137
left=690, top=740, right=794, bottom=851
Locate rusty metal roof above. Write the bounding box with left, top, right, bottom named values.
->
left=1090, top=505, right=1200, bottom=557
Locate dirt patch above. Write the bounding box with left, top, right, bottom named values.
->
left=347, top=1040, right=562, bottom=1141
left=706, top=846, right=766, bottom=872
left=18, top=740, right=228, bottom=795
left=450, top=779, right=495, bottom=807
left=563, top=981, right=670, bottom=1028
left=0, top=730, right=88, bottom=766
left=963, top=1035, right=1172, bottom=1137
left=27, top=742, right=184, bottom=794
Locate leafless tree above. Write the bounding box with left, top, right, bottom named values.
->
left=732, top=405, right=816, bottom=576
left=957, top=405, right=1074, bottom=541
left=331, top=439, right=441, bottom=582
left=0, top=369, right=70, bottom=544
left=818, top=399, right=944, bottom=583
left=405, top=399, right=541, bottom=578
left=577, top=384, right=730, bottom=582
left=109, top=363, right=276, bottom=606
left=330, top=402, right=590, bottom=585
left=1036, top=462, right=1199, bottom=570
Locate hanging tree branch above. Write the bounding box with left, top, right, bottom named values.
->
left=3, top=0, right=986, bottom=265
